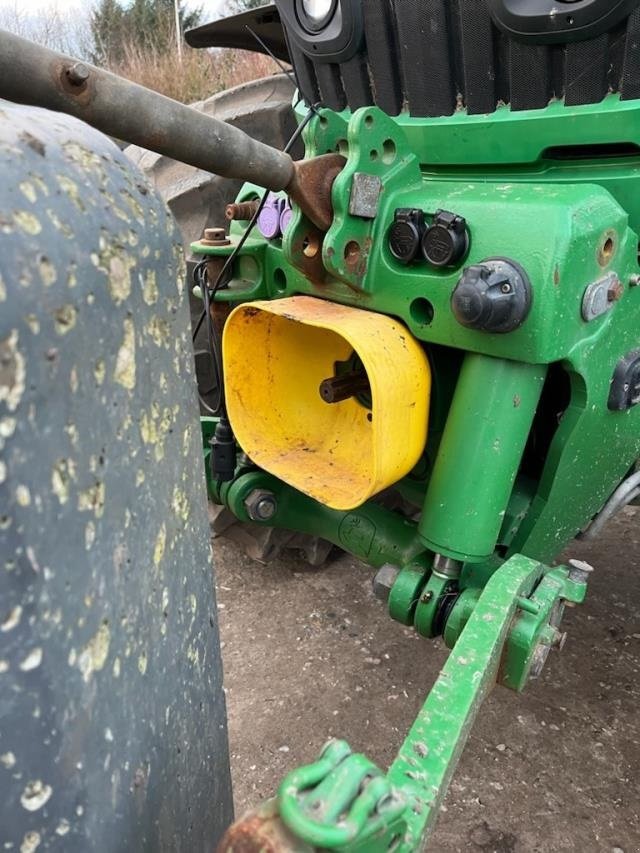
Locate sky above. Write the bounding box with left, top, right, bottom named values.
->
left=0, top=0, right=227, bottom=19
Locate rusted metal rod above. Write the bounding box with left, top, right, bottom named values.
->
left=0, top=29, right=294, bottom=192
left=225, top=199, right=262, bottom=221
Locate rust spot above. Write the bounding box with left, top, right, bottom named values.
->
left=205, top=256, right=228, bottom=288
left=210, top=300, right=232, bottom=339
left=226, top=200, right=260, bottom=221
left=597, top=231, right=618, bottom=267
left=344, top=240, right=361, bottom=268
left=54, top=60, right=94, bottom=107
left=607, top=278, right=624, bottom=303
left=216, top=801, right=312, bottom=852
left=291, top=224, right=326, bottom=285
left=344, top=237, right=371, bottom=282
left=287, top=153, right=345, bottom=232
left=553, top=266, right=560, bottom=287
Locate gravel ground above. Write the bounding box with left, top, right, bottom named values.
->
left=213, top=507, right=640, bottom=852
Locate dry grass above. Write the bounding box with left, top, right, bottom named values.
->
left=108, top=43, right=283, bottom=104
left=0, top=1, right=284, bottom=106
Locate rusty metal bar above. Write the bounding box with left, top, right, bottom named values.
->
left=0, top=29, right=295, bottom=192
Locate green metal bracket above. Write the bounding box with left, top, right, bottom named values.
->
left=413, top=571, right=457, bottom=639
left=279, top=740, right=406, bottom=850
left=208, top=464, right=426, bottom=570
left=220, top=553, right=586, bottom=851
left=387, top=555, right=430, bottom=626
left=384, top=554, right=546, bottom=851
left=501, top=564, right=587, bottom=691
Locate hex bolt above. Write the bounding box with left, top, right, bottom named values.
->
left=629, top=274, right=640, bottom=287
left=372, top=564, right=400, bottom=603
left=568, top=558, right=594, bottom=584
left=66, top=62, right=90, bottom=86
left=244, top=489, right=277, bottom=522
left=255, top=497, right=276, bottom=520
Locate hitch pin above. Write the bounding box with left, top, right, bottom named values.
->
left=516, top=596, right=540, bottom=615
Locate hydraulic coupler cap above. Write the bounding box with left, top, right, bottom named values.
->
left=421, top=209, right=469, bottom=268
left=388, top=208, right=426, bottom=264
left=451, top=258, right=532, bottom=333
left=257, top=193, right=286, bottom=240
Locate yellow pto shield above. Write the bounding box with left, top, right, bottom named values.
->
left=223, top=296, right=431, bottom=510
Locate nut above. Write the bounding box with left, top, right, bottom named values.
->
left=244, top=489, right=277, bottom=522
left=372, top=564, right=400, bottom=603
left=201, top=227, right=230, bottom=247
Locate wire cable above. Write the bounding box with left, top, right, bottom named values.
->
left=192, top=102, right=320, bottom=416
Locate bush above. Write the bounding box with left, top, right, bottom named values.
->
left=107, top=41, right=282, bottom=104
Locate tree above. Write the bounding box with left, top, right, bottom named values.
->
left=224, top=0, right=269, bottom=16
left=90, top=0, right=125, bottom=65
left=90, top=0, right=202, bottom=66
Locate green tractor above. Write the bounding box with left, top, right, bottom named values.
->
left=1, top=1, right=640, bottom=850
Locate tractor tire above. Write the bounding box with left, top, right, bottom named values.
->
left=124, top=73, right=298, bottom=348
left=126, top=75, right=333, bottom=568
left=0, top=99, right=233, bottom=849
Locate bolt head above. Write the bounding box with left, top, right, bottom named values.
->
left=244, top=489, right=277, bottom=522
left=255, top=497, right=276, bottom=520
left=66, top=62, right=90, bottom=85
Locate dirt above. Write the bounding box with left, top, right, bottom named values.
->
left=213, top=507, right=640, bottom=852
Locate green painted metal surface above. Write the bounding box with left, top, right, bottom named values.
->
left=419, top=354, right=546, bottom=562
left=209, top=464, right=425, bottom=570
left=197, top=94, right=640, bottom=576
left=199, top=81, right=640, bottom=852
left=270, top=554, right=579, bottom=852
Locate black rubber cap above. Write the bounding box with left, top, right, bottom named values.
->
left=451, top=257, right=532, bottom=333
left=388, top=208, right=425, bottom=265
left=421, top=210, right=469, bottom=268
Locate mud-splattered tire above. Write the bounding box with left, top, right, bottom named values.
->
left=126, top=75, right=332, bottom=567
left=124, top=73, right=298, bottom=350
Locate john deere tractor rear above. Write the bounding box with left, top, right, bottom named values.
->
left=1, top=0, right=640, bottom=849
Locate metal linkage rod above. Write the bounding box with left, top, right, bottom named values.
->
left=0, top=30, right=295, bottom=192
